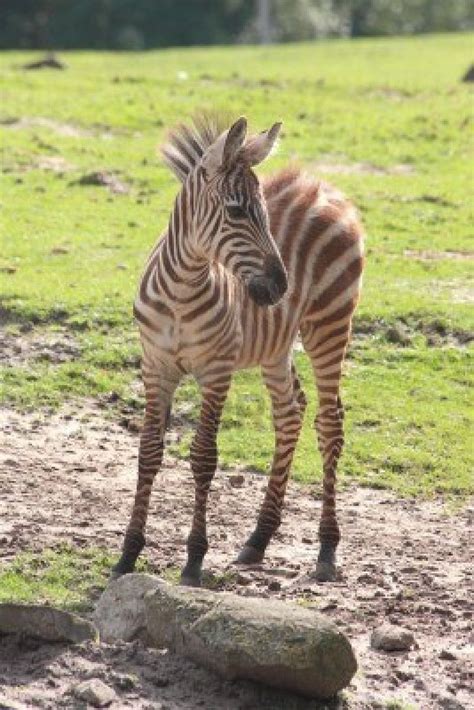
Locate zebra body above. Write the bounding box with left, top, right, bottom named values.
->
left=114, top=116, right=364, bottom=585
left=137, top=173, right=361, bottom=374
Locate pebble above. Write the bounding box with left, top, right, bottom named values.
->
left=267, top=580, right=281, bottom=592
left=438, top=695, right=466, bottom=710
left=370, top=624, right=415, bottom=652
left=73, top=678, right=117, bottom=707
left=357, top=573, right=378, bottom=585
left=112, top=672, right=137, bottom=690
left=394, top=663, right=414, bottom=681
left=228, top=474, right=245, bottom=488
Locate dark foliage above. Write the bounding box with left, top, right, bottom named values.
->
left=0, top=0, right=472, bottom=49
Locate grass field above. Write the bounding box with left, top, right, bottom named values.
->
left=1, top=33, right=473, bottom=499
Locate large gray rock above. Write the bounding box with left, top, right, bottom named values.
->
left=94, top=573, right=162, bottom=643
left=145, top=581, right=357, bottom=699
left=0, top=603, right=97, bottom=643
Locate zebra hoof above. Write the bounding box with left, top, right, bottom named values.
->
left=110, top=559, right=134, bottom=581
left=313, top=561, right=337, bottom=582
left=179, top=573, right=202, bottom=588
left=236, top=545, right=265, bottom=565
left=180, top=561, right=202, bottom=588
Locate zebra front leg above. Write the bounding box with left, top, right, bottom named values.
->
left=112, top=367, right=180, bottom=578
left=237, top=358, right=305, bottom=564
left=180, top=374, right=232, bottom=587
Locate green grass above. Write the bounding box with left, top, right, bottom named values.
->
left=1, top=34, right=473, bottom=500
left=0, top=546, right=128, bottom=612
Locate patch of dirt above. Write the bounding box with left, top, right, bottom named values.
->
left=1, top=154, right=75, bottom=175
left=73, top=171, right=130, bottom=194
left=35, top=155, right=76, bottom=173
left=0, top=117, right=113, bottom=140
left=451, top=287, right=474, bottom=305
left=22, top=54, right=67, bottom=71
left=404, top=250, right=474, bottom=262
left=352, top=318, right=474, bottom=348
left=1, top=404, right=472, bottom=709
left=311, top=160, right=415, bottom=177
left=0, top=330, right=81, bottom=366
left=367, top=87, right=413, bottom=101
left=0, top=635, right=327, bottom=710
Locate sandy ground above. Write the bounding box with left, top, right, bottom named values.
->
left=0, top=403, right=473, bottom=709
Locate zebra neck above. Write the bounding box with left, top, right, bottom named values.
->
left=155, top=226, right=212, bottom=304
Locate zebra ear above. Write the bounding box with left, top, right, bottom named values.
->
left=222, top=116, right=248, bottom=166
left=202, top=116, right=247, bottom=173
left=241, top=121, right=282, bottom=166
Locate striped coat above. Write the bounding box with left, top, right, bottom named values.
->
left=113, top=116, right=364, bottom=585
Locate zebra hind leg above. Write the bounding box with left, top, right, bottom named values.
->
left=301, top=318, right=351, bottom=582
left=237, top=358, right=305, bottom=564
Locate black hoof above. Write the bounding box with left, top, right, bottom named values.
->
left=180, top=574, right=202, bottom=588
left=110, top=560, right=134, bottom=580
left=111, top=531, right=145, bottom=581
left=313, top=561, right=338, bottom=582
left=236, top=545, right=265, bottom=565
left=180, top=560, right=202, bottom=588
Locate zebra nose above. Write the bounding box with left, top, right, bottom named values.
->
left=248, top=254, right=287, bottom=306
left=263, top=254, right=288, bottom=298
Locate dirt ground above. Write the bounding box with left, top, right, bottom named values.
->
left=0, top=403, right=472, bottom=709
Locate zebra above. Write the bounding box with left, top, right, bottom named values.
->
left=112, top=114, right=364, bottom=586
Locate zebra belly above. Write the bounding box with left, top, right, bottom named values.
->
left=138, top=307, right=243, bottom=375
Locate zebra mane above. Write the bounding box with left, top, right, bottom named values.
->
left=161, top=113, right=230, bottom=182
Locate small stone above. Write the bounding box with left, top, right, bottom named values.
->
left=301, top=536, right=313, bottom=544
left=121, top=416, right=142, bottom=433
left=439, top=648, right=458, bottom=661
left=3, top=458, right=18, bottom=467
left=394, top=663, right=414, bottom=681
left=236, top=573, right=252, bottom=586
left=228, top=474, right=245, bottom=488
left=267, top=580, right=281, bottom=592
left=357, top=573, right=378, bottom=585
left=73, top=679, right=116, bottom=707
left=438, top=695, right=466, bottom=710
left=370, top=624, right=415, bottom=652
left=113, top=673, right=136, bottom=690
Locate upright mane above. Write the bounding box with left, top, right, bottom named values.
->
left=161, top=113, right=229, bottom=182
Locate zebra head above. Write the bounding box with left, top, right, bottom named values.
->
left=197, top=117, right=287, bottom=306
left=162, top=115, right=287, bottom=307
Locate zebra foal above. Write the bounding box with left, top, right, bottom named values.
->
left=113, top=115, right=364, bottom=585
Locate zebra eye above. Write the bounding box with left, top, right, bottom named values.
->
left=227, top=204, right=246, bottom=220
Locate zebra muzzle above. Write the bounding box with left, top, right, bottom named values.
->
left=248, top=254, right=288, bottom=306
